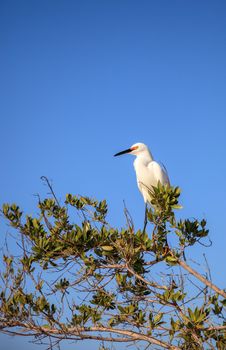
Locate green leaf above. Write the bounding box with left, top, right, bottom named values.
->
left=172, top=204, right=183, bottom=209
left=165, top=255, right=178, bottom=265
left=154, top=313, right=163, bottom=324
left=101, top=246, right=114, bottom=251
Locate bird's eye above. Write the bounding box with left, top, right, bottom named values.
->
left=131, top=146, right=139, bottom=151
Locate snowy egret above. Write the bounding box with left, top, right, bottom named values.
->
left=114, top=142, right=170, bottom=230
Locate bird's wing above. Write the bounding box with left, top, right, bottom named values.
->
left=147, top=161, right=170, bottom=186
left=160, top=162, right=170, bottom=185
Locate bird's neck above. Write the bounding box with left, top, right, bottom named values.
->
left=135, top=150, right=153, bottom=166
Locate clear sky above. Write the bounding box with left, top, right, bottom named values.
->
left=1, top=1, right=226, bottom=349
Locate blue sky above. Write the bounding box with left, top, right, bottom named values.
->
left=0, top=1, right=226, bottom=349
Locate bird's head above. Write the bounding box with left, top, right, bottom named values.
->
left=114, top=142, right=150, bottom=157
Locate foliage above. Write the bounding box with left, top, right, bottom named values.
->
left=0, top=180, right=226, bottom=350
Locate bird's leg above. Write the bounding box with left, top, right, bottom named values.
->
left=143, top=203, right=148, bottom=233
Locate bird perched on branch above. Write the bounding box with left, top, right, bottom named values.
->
left=114, top=142, right=170, bottom=230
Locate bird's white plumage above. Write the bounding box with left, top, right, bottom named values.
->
left=134, top=158, right=170, bottom=203
left=115, top=142, right=170, bottom=204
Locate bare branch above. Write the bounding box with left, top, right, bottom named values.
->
left=179, top=260, right=226, bottom=299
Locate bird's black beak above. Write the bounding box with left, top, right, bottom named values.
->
left=114, top=148, right=132, bottom=157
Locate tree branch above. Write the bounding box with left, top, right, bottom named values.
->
left=178, top=260, right=226, bottom=299
left=0, top=321, right=181, bottom=350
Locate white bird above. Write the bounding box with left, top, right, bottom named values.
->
left=114, top=142, right=170, bottom=230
